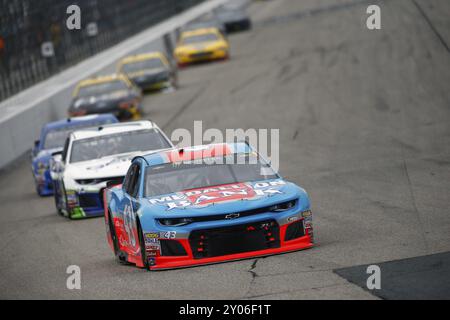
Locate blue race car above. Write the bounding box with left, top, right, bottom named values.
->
left=31, top=114, right=118, bottom=196
left=103, top=143, right=314, bottom=270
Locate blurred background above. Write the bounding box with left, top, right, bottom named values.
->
left=0, top=0, right=204, bottom=101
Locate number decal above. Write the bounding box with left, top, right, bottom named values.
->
left=161, top=231, right=176, bottom=239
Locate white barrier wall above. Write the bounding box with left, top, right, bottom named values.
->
left=0, top=0, right=228, bottom=169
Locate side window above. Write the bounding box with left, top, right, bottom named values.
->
left=123, top=164, right=135, bottom=194
left=130, top=165, right=141, bottom=198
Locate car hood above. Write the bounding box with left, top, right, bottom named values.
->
left=176, top=41, right=225, bottom=53
left=140, top=179, right=309, bottom=218
left=65, top=152, right=141, bottom=180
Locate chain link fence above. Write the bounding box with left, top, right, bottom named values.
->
left=0, top=0, right=204, bottom=102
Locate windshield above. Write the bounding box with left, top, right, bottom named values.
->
left=77, top=80, right=129, bottom=98
left=70, top=129, right=171, bottom=163
left=43, top=119, right=116, bottom=150
left=144, top=153, right=278, bottom=197
left=182, top=33, right=219, bottom=45
left=121, top=58, right=165, bottom=73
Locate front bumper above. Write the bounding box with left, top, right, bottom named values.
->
left=176, top=49, right=229, bottom=66
left=66, top=191, right=104, bottom=219
left=140, top=212, right=313, bottom=270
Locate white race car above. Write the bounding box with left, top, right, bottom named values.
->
left=50, top=120, right=173, bottom=219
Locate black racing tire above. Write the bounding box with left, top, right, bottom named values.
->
left=137, top=219, right=150, bottom=271
left=53, top=181, right=64, bottom=216
left=61, top=182, right=72, bottom=219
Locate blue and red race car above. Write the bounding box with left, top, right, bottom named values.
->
left=104, top=142, right=314, bottom=270
left=31, top=114, right=118, bottom=196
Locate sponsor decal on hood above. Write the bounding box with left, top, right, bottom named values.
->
left=147, top=180, right=286, bottom=211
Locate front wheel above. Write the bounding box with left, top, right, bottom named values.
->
left=137, top=221, right=150, bottom=271
left=53, top=181, right=64, bottom=216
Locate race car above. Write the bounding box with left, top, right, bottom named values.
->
left=117, top=52, right=178, bottom=92
left=103, top=143, right=314, bottom=270
left=31, top=114, right=119, bottom=196
left=68, top=74, right=143, bottom=120
left=213, top=5, right=252, bottom=33
left=51, top=120, right=173, bottom=219
left=174, top=28, right=229, bottom=67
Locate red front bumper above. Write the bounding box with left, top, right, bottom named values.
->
left=149, top=222, right=313, bottom=270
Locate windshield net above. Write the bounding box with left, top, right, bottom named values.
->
left=70, top=129, right=171, bottom=163
left=145, top=153, right=278, bottom=197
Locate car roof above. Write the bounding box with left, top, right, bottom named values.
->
left=43, top=114, right=118, bottom=131
left=180, top=27, right=221, bottom=38
left=119, top=52, right=166, bottom=65
left=140, top=142, right=252, bottom=167
left=70, top=120, right=158, bottom=141
left=77, top=73, right=128, bottom=87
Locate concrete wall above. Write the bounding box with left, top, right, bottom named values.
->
left=0, top=0, right=228, bottom=169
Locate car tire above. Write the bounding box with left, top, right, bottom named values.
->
left=53, top=181, right=64, bottom=216
left=137, top=220, right=150, bottom=271
left=61, top=182, right=72, bottom=219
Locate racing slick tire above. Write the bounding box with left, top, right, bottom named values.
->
left=137, top=219, right=150, bottom=271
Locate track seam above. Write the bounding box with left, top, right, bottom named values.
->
left=411, top=0, right=450, bottom=53
left=162, top=86, right=206, bottom=130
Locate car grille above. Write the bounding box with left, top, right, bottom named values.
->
left=284, top=220, right=305, bottom=241
left=78, top=194, right=99, bottom=208
left=190, top=51, right=213, bottom=59
left=189, top=220, right=280, bottom=259
left=160, top=240, right=187, bottom=256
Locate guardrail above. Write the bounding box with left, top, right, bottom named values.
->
left=0, top=0, right=228, bottom=170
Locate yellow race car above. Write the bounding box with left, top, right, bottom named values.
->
left=68, top=74, right=142, bottom=120
left=174, top=28, right=229, bottom=67
left=117, top=52, right=178, bottom=91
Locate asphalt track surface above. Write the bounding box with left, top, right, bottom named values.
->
left=0, top=0, right=449, bottom=299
